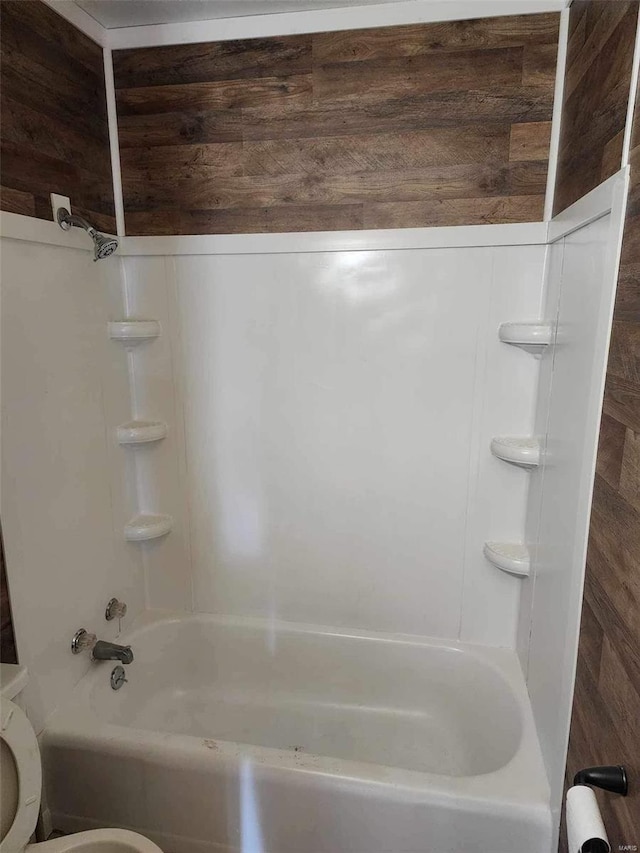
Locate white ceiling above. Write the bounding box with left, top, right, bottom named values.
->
left=74, top=0, right=407, bottom=29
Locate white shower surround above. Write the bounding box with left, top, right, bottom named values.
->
left=43, top=611, right=552, bottom=853
left=518, top=172, right=630, bottom=830
left=123, top=238, right=546, bottom=645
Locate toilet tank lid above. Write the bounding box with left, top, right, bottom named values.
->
left=0, top=665, right=28, bottom=700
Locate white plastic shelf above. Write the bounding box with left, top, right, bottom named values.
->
left=108, top=320, right=160, bottom=346
left=117, top=420, right=168, bottom=445
left=498, top=322, right=553, bottom=357
left=483, top=541, right=530, bottom=577
left=490, top=436, right=541, bottom=469
left=124, top=514, right=173, bottom=542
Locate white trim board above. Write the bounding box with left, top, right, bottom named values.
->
left=0, top=211, right=94, bottom=252
left=40, top=0, right=107, bottom=46
left=119, top=222, right=549, bottom=256
left=37, top=1, right=570, bottom=54
left=622, top=10, right=640, bottom=168
left=547, top=169, right=628, bottom=243
left=103, top=49, right=126, bottom=237
left=0, top=212, right=547, bottom=255
left=543, top=5, right=570, bottom=222
left=107, top=0, right=568, bottom=50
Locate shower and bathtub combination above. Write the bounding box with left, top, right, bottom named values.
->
left=5, top=184, right=627, bottom=851
left=1, top=1, right=636, bottom=852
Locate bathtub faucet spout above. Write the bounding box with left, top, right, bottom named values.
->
left=92, top=640, right=134, bottom=665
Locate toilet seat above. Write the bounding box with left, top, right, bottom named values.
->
left=0, top=674, right=162, bottom=853
left=0, top=697, right=42, bottom=853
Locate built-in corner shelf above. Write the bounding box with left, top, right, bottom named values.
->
left=117, top=420, right=168, bottom=446
left=124, top=513, right=173, bottom=542
left=490, top=436, right=541, bottom=469
left=108, top=320, right=160, bottom=346
left=498, top=322, right=553, bottom=357
left=483, top=541, right=530, bottom=577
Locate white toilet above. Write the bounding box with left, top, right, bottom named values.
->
left=1, top=667, right=161, bottom=853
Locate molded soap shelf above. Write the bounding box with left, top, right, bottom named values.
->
left=491, top=437, right=541, bottom=469
left=124, top=514, right=173, bottom=542
left=117, top=420, right=168, bottom=445
left=108, top=320, right=160, bottom=346
left=498, top=322, right=553, bottom=357
left=483, top=541, right=530, bottom=577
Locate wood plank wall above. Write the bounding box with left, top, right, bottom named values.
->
left=559, top=4, right=640, bottom=852
left=553, top=1, right=639, bottom=215
left=0, top=0, right=115, bottom=233
left=0, top=524, right=17, bottom=665
left=113, top=13, right=560, bottom=236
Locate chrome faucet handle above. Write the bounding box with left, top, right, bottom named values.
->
left=105, top=598, right=127, bottom=621
left=71, top=628, right=97, bottom=655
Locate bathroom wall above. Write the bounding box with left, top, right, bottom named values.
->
left=0, top=0, right=115, bottom=233
left=120, top=235, right=546, bottom=646
left=553, top=1, right=639, bottom=215
left=0, top=1, right=556, bottom=731
left=560, top=66, right=640, bottom=852
left=0, top=225, right=145, bottom=733
left=113, top=12, right=560, bottom=235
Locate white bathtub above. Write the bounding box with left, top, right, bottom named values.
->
left=43, top=613, right=551, bottom=853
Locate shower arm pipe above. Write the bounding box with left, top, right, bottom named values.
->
left=57, top=208, right=98, bottom=236
left=56, top=207, right=119, bottom=261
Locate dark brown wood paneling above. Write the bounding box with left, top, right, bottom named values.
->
left=0, top=0, right=115, bottom=232
left=114, top=13, right=560, bottom=235
left=0, top=524, right=17, bottom=665
left=553, top=1, right=639, bottom=215
left=312, top=15, right=560, bottom=62
left=113, top=34, right=312, bottom=88
left=239, top=90, right=555, bottom=141
left=560, top=50, right=640, bottom=852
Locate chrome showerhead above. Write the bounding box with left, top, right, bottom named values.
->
left=93, top=232, right=119, bottom=261
left=56, top=207, right=119, bottom=261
